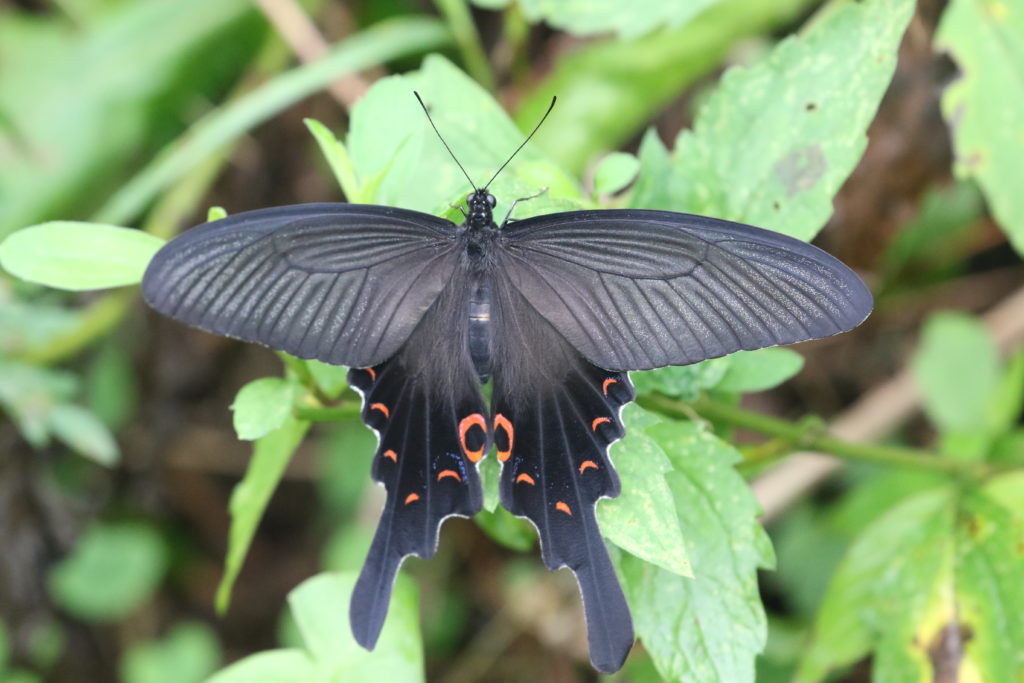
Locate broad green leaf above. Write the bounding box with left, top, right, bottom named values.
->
left=120, top=622, right=222, bottom=683
left=936, top=0, right=1024, bottom=256
left=304, top=118, right=360, bottom=202
left=347, top=55, right=583, bottom=218
left=630, top=358, right=730, bottom=401
left=94, top=17, right=453, bottom=227
left=632, top=0, right=914, bottom=242
left=231, top=377, right=299, bottom=441
left=620, top=422, right=774, bottom=683
left=217, top=417, right=310, bottom=612
left=47, top=403, right=120, bottom=466
left=798, top=480, right=1024, bottom=682
left=911, top=312, right=1000, bottom=435
left=85, top=338, right=138, bottom=432
left=304, top=360, right=349, bottom=400
left=592, top=151, right=640, bottom=197
left=0, top=300, right=80, bottom=356
left=0, top=222, right=164, bottom=291
left=599, top=405, right=692, bottom=577
left=518, top=0, right=815, bottom=175
left=517, top=0, right=725, bottom=38
left=287, top=572, right=423, bottom=681
left=48, top=522, right=169, bottom=622
left=474, top=506, right=536, bottom=552
left=316, top=419, right=376, bottom=517
left=479, top=452, right=501, bottom=513
left=207, top=650, right=316, bottom=683
left=715, top=348, right=804, bottom=393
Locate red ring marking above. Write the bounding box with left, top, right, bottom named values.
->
left=555, top=501, right=573, bottom=516
left=370, top=403, right=389, bottom=418
left=437, top=469, right=462, bottom=483
left=579, top=460, right=599, bottom=474
left=365, top=367, right=377, bottom=381
left=515, top=473, right=535, bottom=486
left=458, top=413, right=487, bottom=462
left=494, top=413, right=514, bottom=462
left=404, top=492, right=420, bottom=505
left=591, top=417, right=610, bottom=431
left=383, top=449, right=398, bottom=462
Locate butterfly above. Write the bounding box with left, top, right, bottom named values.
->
left=141, top=93, right=872, bottom=673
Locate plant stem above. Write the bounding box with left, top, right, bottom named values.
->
left=639, top=393, right=988, bottom=477
left=434, top=0, right=496, bottom=91
left=293, top=402, right=360, bottom=422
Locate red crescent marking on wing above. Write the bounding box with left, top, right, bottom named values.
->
left=370, top=403, right=389, bottom=418
left=437, top=469, right=462, bottom=483
left=591, top=416, right=610, bottom=431
left=579, top=460, right=599, bottom=474
left=404, top=492, right=420, bottom=505
left=494, top=413, right=514, bottom=462
left=365, top=367, right=377, bottom=381
left=602, top=378, right=617, bottom=395
left=382, top=449, right=397, bottom=463
left=458, top=413, right=487, bottom=462
left=515, top=473, right=535, bottom=486
left=555, top=501, right=573, bottom=516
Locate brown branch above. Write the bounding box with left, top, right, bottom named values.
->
left=753, top=283, right=1024, bottom=520
left=253, top=0, right=368, bottom=108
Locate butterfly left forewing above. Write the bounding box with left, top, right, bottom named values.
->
left=347, top=357, right=487, bottom=649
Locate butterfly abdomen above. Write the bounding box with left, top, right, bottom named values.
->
left=467, top=276, right=493, bottom=382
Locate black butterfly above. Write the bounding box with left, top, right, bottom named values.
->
left=141, top=94, right=872, bottom=673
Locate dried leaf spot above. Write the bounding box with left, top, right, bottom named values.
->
left=805, top=101, right=817, bottom=111
left=926, top=621, right=974, bottom=683
left=774, top=144, right=827, bottom=197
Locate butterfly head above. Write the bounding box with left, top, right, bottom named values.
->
left=466, top=189, right=497, bottom=229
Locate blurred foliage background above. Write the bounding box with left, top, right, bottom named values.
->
left=0, top=0, right=1022, bottom=681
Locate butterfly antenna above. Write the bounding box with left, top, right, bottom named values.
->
left=414, top=91, right=478, bottom=191
left=483, top=95, right=556, bottom=191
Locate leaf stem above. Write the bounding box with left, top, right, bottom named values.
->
left=639, top=393, right=989, bottom=477
left=433, top=0, right=496, bottom=91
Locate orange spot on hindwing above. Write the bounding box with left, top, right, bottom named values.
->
left=404, top=493, right=420, bottom=505
left=579, top=460, right=599, bottom=474
left=555, top=501, right=573, bottom=516
left=515, top=473, right=535, bottom=486
left=602, top=378, right=618, bottom=395
left=437, top=469, right=461, bottom=483
left=370, top=403, right=389, bottom=418
left=383, top=449, right=397, bottom=462
left=494, top=414, right=514, bottom=462
left=459, top=413, right=487, bottom=462
left=591, top=417, right=610, bottom=431
left=365, top=367, right=377, bottom=381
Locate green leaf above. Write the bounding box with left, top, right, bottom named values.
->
left=599, top=405, right=692, bottom=577
left=630, top=358, right=730, bottom=401
left=518, top=0, right=725, bottom=38
left=798, top=478, right=1024, bottom=682
left=347, top=55, right=583, bottom=218
left=231, top=377, right=299, bottom=441
left=86, top=338, right=139, bottom=432
left=715, top=348, right=804, bottom=393
left=304, top=360, right=349, bottom=400
left=479, top=452, right=501, bottom=513
left=619, top=422, right=774, bottom=683
left=911, top=312, right=1000, bottom=435
left=288, top=572, right=423, bottom=681
left=517, top=0, right=816, bottom=175
left=0, top=618, right=8, bottom=671
left=0, top=361, right=77, bottom=448
left=632, top=0, right=914, bottom=241
left=206, top=650, right=316, bottom=683
left=47, top=403, right=120, bottom=466
left=936, top=0, right=1024, bottom=256
left=207, top=206, right=228, bottom=222
left=217, top=417, right=310, bottom=613
left=593, top=151, right=640, bottom=197
left=48, top=522, right=169, bottom=622
left=0, top=222, right=164, bottom=291
left=475, top=506, right=536, bottom=553
left=120, top=621, right=222, bottom=683
left=304, top=118, right=360, bottom=202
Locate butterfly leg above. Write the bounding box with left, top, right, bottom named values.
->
left=500, top=186, right=548, bottom=226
